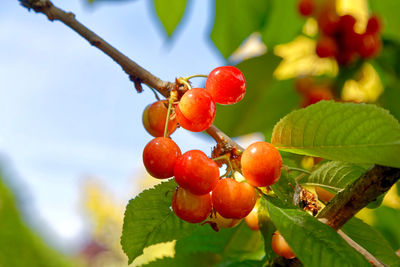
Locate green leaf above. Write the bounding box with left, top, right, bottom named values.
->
left=210, top=0, right=269, bottom=58
left=141, top=253, right=220, bottom=267
left=374, top=206, right=400, bottom=250
left=342, top=218, right=400, bottom=267
left=302, top=161, right=368, bottom=191
left=258, top=197, right=276, bottom=262
left=175, top=223, right=264, bottom=261
left=266, top=198, right=371, bottom=267
left=261, top=0, right=304, bottom=47
left=217, top=259, right=265, bottom=267
left=369, top=1, right=400, bottom=42
left=271, top=101, right=400, bottom=168
left=270, top=169, right=296, bottom=201
left=213, top=54, right=300, bottom=138
left=121, top=180, right=198, bottom=264
left=153, top=0, right=188, bottom=37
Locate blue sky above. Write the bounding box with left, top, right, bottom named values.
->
left=0, top=0, right=232, bottom=250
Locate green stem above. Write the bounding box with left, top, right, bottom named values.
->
left=184, top=74, right=208, bottom=81
left=163, top=94, right=174, bottom=138
left=177, top=77, right=192, bottom=90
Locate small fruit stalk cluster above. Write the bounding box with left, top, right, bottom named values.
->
left=298, top=0, right=382, bottom=65
left=142, top=66, right=283, bottom=231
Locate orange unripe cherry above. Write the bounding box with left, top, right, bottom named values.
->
left=272, top=231, right=296, bottom=259
left=241, top=142, right=282, bottom=187
left=142, top=100, right=177, bottom=137
left=172, top=187, right=212, bottom=223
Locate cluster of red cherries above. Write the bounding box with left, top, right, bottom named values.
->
left=295, top=76, right=334, bottom=107
left=298, top=0, right=382, bottom=65
left=141, top=66, right=283, bottom=230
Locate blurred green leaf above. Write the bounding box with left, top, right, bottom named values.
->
left=175, top=222, right=264, bottom=261
left=213, top=54, right=300, bottom=139
left=153, top=0, right=188, bottom=37
left=266, top=198, right=370, bottom=267
left=121, top=180, right=198, bottom=264
left=373, top=206, right=400, bottom=250
left=271, top=101, right=400, bottom=168
left=342, top=218, right=400, bottom=266
left=217, top=259, right=266, bottom=267
left=0, top=177, right=73, bottom=267
left=302, top=161, right=368, bottom=191
left=369, top=1, right=400, bottom=42
left=261, top=0, right=303, bottom=47
left=211, top=0, right=269, bottom=58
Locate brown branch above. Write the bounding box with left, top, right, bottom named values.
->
left=317, top=165, right=400, bottom=230
left=20, top=0, right=241, bottom=152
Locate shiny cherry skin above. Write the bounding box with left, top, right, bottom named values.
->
left=142, top=100, right=177, bottom=137
left=174, top=150, right=219, bottom=195
left=245, top=208, right=260, bottom=231
left=212, top=178, right=257, bottom=219
left=315, top=36, right=337, bottom=58
left=176, top=88, right=216, bottom=132
left=142, top=137, right=181, bottom=179
left=205, top=66, right=246, bottom=105
left=172, top=187, right=212, bottom=223
left=241, top=142, right=282, bottom=187
left=272, top=231, right=296, bottom=259
left=298, top=0, right=314, bottom=17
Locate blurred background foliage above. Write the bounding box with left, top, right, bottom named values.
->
left=2, top=0, right=400, bottom=266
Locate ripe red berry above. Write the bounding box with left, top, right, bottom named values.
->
left=317, top=10, right=339, bottom=36
left=142, top=100, right=177, bottom=137
left=212, top=178, right=257, bottom=219
left=315, top=36, right=338, bottom=58
left=205, top=66, right=246, bottom=105
left=172, top=187, right=212, bottom=223
left=298, top=0, right=314, bottom=17
left=176, top=88, right=216, bottom=132
left=335, top=49, right=356, bottom=65
left=339, top=14, right=356, bottom=33
left=142, top=137, right=181, bottom=179
left=174, top=150, right=219, bottom=195
left=272, top=231, right=296, bottom=259
left=302, top=88, right=334, bottom=107
left=366, top=15, right=381, bottom=35
left=241, top=142, right=282, bottom=187
left=358, top=33, right=381, bottom=58
left=244, top=208, right=260, bottom=231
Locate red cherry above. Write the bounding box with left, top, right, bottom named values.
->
left=317, top=10, right=339, bottom=36
left=244, top=208, right=259, bottom=231
left=335, top=49, right=357, bottom=65
left=176, top=88, right=216, bottom=132
left=172, top=187, right=212, bottom=223
left=205, top=66, right=246, bottom=105
left=142, top=100, right=177, bottom=137
left=366, top=15, right=381, bottom=34
left=174, top=150, right=219, bottom=195
left=339, top=15, right=356, bottom=33
left=358, top=33, right=381, bottom=58
left=212, top=178, right=257, bottom=219
left=315, top=36, right=338, bottom=58
left=298, top=0, right=314, bottom=17
left=272, top=231, right=296, bottom=259
left=142, top=137, right=181, bottom=179
left=302, top=88, right=334, bottom=107
left=241, top=142, right=282, bottom=187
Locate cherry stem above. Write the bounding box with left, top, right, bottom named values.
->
left=183, top=74, right=208, bottom=81
left=163, top=91, right=177, bottom=138
left=177, top=77, right=192, bottom=90
left=212, top=154, right=236, bottom=179
left=146, top=85, right=161, bottom=101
